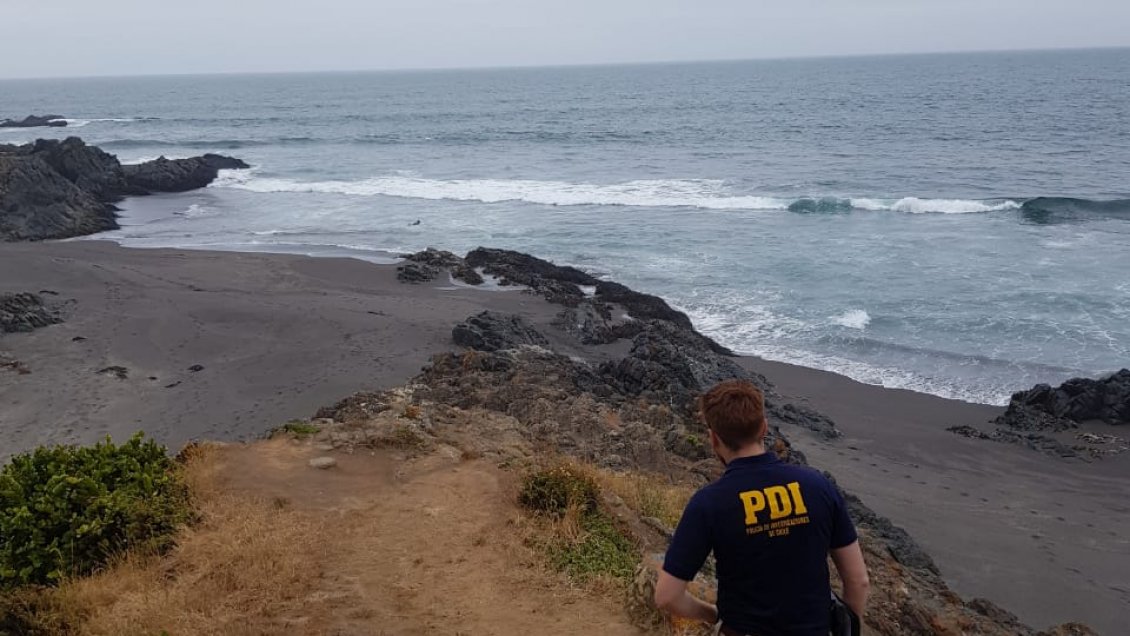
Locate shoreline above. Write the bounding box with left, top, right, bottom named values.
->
left=1, top=239, right=1127, bottom=633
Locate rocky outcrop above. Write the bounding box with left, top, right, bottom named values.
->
left=370, top=339, right=1081, bottom=634
left=465, top=247, right=597, bottom=306
left=0, top=150, right=117, bottom=241
left=396, top=261, right=439, bottom=284
left=949, top=370, right=1130, bottom=460
left=0, top=293, right=60, bottom=333
left=0, top=115, right=66, bottom=128
left=452, top=312, right=550, bottom=352
left=0, top=138, right=247, bottom=241
left=121, top=154, right=249, bottom=193
left=400, top=248, right=484, bottom=285
left=998, top=370, right=1130, bottom=429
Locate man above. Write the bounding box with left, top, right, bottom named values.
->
left=655, top=380, right=870, bottom=636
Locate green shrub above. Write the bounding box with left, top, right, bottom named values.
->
left=518, top=465, right=600, bottom=517
left=0, top=434, right=190, bottom=588
left=519, top=465, right=637, bottom=583
left=547, top=513, right=638, bottom=582
left=277, top=420, right=320, bottom=439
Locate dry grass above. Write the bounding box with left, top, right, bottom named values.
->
left=597, top=470, right=694, bottom=530
left=45, top=444, right=328, bottom=636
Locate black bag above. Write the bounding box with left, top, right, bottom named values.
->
left=829, top=593, right=860, bottom=636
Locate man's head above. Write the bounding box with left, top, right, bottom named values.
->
left=699, top=379, right=768, bottom=455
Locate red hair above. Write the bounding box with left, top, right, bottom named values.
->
left=699, top=380, right=767, bottom=451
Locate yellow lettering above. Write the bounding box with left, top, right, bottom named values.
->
left=765, top=486, right=792, bottom=519
left=787, top=482, right=808, bottom=515
left=740, top=490, right=766, bottom=525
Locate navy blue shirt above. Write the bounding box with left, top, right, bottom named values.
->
left=663, top=453, right=858, bottom=636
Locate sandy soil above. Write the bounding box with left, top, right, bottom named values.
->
left=213, top=439, right=646, bottom=635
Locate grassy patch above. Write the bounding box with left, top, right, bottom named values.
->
left=276, top=420, right=320, bottom=439
left=597, top=471, right=692, bottom=530
left=518, top=464, right=637, bottom=584
left=546, top=512, right=638, bottom=583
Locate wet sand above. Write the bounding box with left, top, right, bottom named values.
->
left=1, top=240, right=1127, bottom=634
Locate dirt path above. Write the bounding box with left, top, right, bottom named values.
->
left=215, top=439, right=647, bottom=635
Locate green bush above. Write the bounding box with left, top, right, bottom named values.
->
left=276, top=420, right=320, bottom=439
left=0, top=434, right=190, bottom=588
left=518, top=465, right=600, bottom=517
left=547, top=513, right=638, bottom=582
left=519, top=465, right=637, bottom=583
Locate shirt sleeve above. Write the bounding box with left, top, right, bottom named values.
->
left=662, top=492, right=713, bottom=581
left=828, top=485, right=859, bottom=549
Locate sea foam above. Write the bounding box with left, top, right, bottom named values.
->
left=832, top=309, right=872, bottom=330
left=210, top=173, right=1020, bottom=214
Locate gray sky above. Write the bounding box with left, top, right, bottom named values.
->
left=2, top=0, right=1129, bottom=79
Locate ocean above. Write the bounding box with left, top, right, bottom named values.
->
left=3, top=48, right=1128, bottom=405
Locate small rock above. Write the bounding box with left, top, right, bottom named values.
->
left=188, top=364, right=205, bottom=372
left=308, top=456, right=337, bottom=470
left=97, top=365, right=128, bottom=380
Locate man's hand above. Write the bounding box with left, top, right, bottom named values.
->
left=654, top=569, right=719, bottom=625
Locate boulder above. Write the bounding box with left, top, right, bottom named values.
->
left=26, top=137, right=139, bottom=200
left=396, top=261, right=439, bottom=284
left=0, top=115, right=66, bottom=128
left=122, top=154, right=249, bottom=193
left=401, top=248, right=484, bottom=285
left=998, top=370, right=1130, bottom=429
left=0, top=293, right=60, bottom=333
left=451, top=311, right=550, bottom=352
left=599, top=320, right=769, bottom=413
left=1, top=138, right=249, bottom=241
left=0, top=153, right=117, bottom=241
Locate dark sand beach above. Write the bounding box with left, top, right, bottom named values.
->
left=1, top=240, right=1127, bottom=634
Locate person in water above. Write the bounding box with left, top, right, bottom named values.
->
left=655, top=380, right=870, bottom=635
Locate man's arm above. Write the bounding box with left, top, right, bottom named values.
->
left=830, top=540, right=870, bottom=618
left=654, top=570, right=718, bottom=624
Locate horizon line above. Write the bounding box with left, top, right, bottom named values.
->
left=1, top=44, right=1127, bottom=82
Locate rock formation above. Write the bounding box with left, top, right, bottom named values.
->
left=999, top=370, right=1130, bottom=429
left=0, top=293, right=60, bottom=334
left=949, top=370, right=1130, bottom=460
left=451, top=311, right=550, bottom=352
left=0, top=115, right=66, bottom=128
left=0, top=137, right=247, bottom=241
left=122, top=154, right=249, bottom=193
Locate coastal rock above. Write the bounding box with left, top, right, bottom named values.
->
left=463, top=248, right=728, bottom=351
left=998, top=370, right=1130, bottom=429
left=405, top=247, right=463, bottom=269
left=25, top=137, right=138, bottom=201
left=122, top=154, right=250, bottom=193
left=948, top=425, right=1083, bottom=459
left=0, top=115, right=66, bottom=128
left=553, top=300, right=643, bottom=345
left=402, top=248, right=484, bottom=285
left=396, top=261, right=439, bottom=283
left=0, top=293, right=60, bottom=333
left=0, top=151, right=117, bottom=241
left=1, top=137, right=250, bottom=241
left=452, top=311, right=550, bottom=352
left=599, top=320, right=770, bottom=413
left=465, top=247, right=596, bottom=306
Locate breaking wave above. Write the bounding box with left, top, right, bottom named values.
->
left=210, top=173, right=1026, bottom=214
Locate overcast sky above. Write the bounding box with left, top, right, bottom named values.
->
left=2, top=0, right=1129, bottom=79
